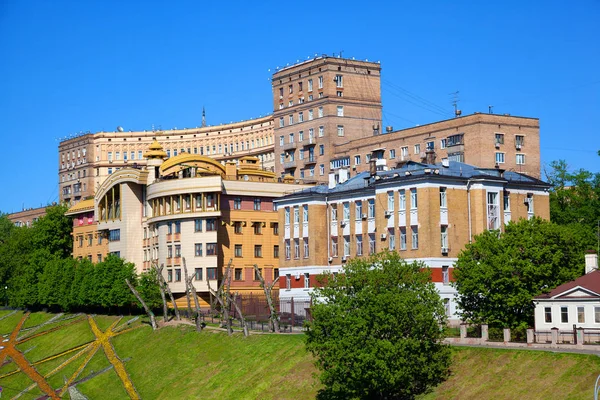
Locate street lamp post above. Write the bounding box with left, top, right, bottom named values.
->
left=4, top=286, right=7, bottom=307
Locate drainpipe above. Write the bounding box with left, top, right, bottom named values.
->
left=467, top=179, right=473, bottom=243
left=326, top=196, right=330, bottom=261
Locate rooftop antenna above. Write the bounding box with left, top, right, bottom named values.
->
left=202, top=107, right=207, bottom=127
left=450, top=91, right=461, bottom=117
left=488, top=105, right=494, bottom=114
left=338, top=50, right=343, bottom=58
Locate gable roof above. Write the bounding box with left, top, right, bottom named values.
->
left=535, top=270, right=600, bottom=299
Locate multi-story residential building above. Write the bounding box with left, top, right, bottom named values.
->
left=6, top=206, right=48, bottom=227
left=58, top=116, right=275, bottom=204
left=65, top=199, right=109, bottom=262
left=272, top=56, right=382, bottom=181
left=334, top=113, right=540, bottom=179
left=87, top=140, right=309, bottom=307
left=275, top=159, right=550, bottom=323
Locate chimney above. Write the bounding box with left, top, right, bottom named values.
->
left=425, top=150, right=436, bottom=165
left=585, top=252, right=598, bottom=274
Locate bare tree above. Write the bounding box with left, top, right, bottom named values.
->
left=226, top=292, right=249, bottom=337
left=183, top=258, right=204, bottom=332
left=157, top=265, right=181, bottom=321
left=215, top=259, right=233, bottom=330
left=207, top=282, right=232, bottom=335
left=182, top=258, right=193, bottom=318
left=125, top=279, right=157, bottom=330
left=253, top=264, right=280, bottom=333
left=152, top=263, right=169, bottom=323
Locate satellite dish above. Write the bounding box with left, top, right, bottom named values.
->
left=117, top=126, right=124, bottom=132
left=243, top=175, right=249, bottom=181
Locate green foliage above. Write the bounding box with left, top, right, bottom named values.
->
left=31, top=205, right=73, bottom=258
left=453, top=218, right=595, bottom=329
left=546, top=160, right=600, bottom=231
left=305, top=252, right=451, bottom=400
left=137, top=269, right=163, bottom=310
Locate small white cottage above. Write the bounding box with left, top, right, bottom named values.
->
left=534, top=252, right=599, bottom=330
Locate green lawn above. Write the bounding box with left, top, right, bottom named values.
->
left=1, top=312, right=600, bottom=399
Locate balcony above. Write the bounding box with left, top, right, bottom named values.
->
left=303, top=137, right=317, bottom=146
left=283, top=160, right=297, bottom=169
left=282, top=141, right=297, bottom=151
left=303, top=157, right=317, bottom=166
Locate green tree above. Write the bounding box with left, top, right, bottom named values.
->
left=137, top=269, right=163, bottom=310
left=305, top=252, right=451, bottom=400
left=453, top=218, right=595, bottom=329
left=31, top=204, right=73, bottom=258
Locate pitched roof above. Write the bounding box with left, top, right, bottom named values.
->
left=535, top=270, right=600, bottom=299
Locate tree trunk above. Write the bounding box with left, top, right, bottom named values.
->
left=207, top=283, right=233, bottom=335
left=186, top=276, right=204, bottom=332
left=227, top=292, right=249, bottom=337
left=253, top=264, right=280, bottom=333
left=159, top=271, right=180, bottom=321
left=125, top=279, right=157, bottom=330
left=216, top=259, right=233, bottom=331
left=182, top=258, right=193, bottom=319
left=152, top=263, right=169, bottom=323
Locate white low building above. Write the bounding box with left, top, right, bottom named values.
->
left=534, top=253, right=600, bottom=330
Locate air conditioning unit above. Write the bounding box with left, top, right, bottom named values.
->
left=441, top=247, right=449, bottom=254
left=516, top=144, right=522, bottom=150
left=340, top=221, right=347, bottom=227
left=524, top=197, right=531, bottom=204
left=380, top=233, right=387, bottom=240
left=361, top=213, right=367, bottom=220
left=495, top=142, right=501, bottom=149
left=328, top=257, right=333, bottom=263
left=295, top=273, right=301, bottom=280
left=384, top=210, right=392, bottom=218
left=341, top=256, right=347, bottom=262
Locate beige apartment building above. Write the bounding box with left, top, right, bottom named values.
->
left=272, top=56, right=383, bottom=181
left=275, top=159, right=550, bottom=323
left=58, top=116, right=275, bottom=204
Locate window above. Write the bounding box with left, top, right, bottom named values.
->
left=285, top=207, right=290, bottom=224
left=285, top=240, right=291, bottom=259
left=254, top=198, right=261, bottom=211
left=369, top=234, right=376, bottom=255
left=289, top=115, right=294, bottom=125
left=344, top=236, right=350, bottom=256
left=254, top=245, right=262, bottom=258
left=286, top=274, right=291, bottom=289
left=318, top=107, right=323, bottom=118
left=487, top=192, right=500, bottom=230
left=206, top=243, right=217, bottom=256
left=516, top=154, right=525, bottom=165
left=526, top=194, right=534, bottom=215
left=206, top=194, right=215, bottom=208
left=441, top=226, right=448, bottom=249
left=401, top=146, right=408, bottom=158
left=168, top=245, right=173, bottom=259
left=167, top=270, right=173, bottom=282
left=273, top=222, right=279, bottom=235
left=503, top=191, right=511, bottom=212
left=294, top=206, right=300, bottom=224
left=108, top=167, right=113, bottom=175
left=331, top=205, right=338, bottom=222
left=274, top=268, right=279, bottom=279
left=318, top=76, right=323, bottom=89
left=335, top=74, right=343, bottom=88
left=414, top=144, right=421, bottom=154
left=337, top=91, right=343, bottom=97
left=175, top=269, right=181, bottom=282
left=195, top=243, right=203, bottom=257
left=194, top=219, right=203, bottom=232
left=440, top=139, right=447, bottom=149
left=388, top=229, right=395, bottom=250
left=368, top=199, right=375, bottom=218
left=356, top=235, right=363, bottom=256
left=545, top=307, right=552, bottom=323
left=235, top=244, right=243, bottom=257
left=279, top=117, right=284, bottom=127
left=234, top=197, right=242, bottom=210
left=337, top=106, right=344, bottom=116
left=274, top=245, right=279, bottom=258
left=426, top=141, right=435, bottom=151
left=355, top=201, right=363, bottom=220
left=253, top=267, right=262, bottom=281
left=288, top=84, right=293, bottom=94
left=252, top=222, right=262, bottom=235
left=354, top=155, right=361, bottom=165
left=174, top=221, right=181, bottom=234
left=319, top=126, right=324, bottom=137
left=495, top=133, right=504, bottom=145
left=399, top=190, right=406, bottom=211
left=495, top=152, right=505, bottom=164
left=298, top=112, right=304, bottom=122
left=440, top=187, right=447, bottom=208
left=206, top=219, right=217, bottom=231
left=279, top=136, right=284, bottom=146
left=343, top=202, right=350, bottom=221
left=207, top=267, right=217, bottom=280
left=303, top=205, right=309, bottom=222
left=595, top=307, right=600, bottom=323
left=195, top=268, right=203, bottom=281
left=294, top=239, right=300, bottom=259
left=174, top=245, right=181, bottom=258
left=303, top=238, right=309, bottom=258
left=331, top=236, right=338, bottom=257
left=304, top=272, right=310, bottom=288
left=387, top=191, right=394, bottom=211
left=308, top=79, right=313, bottom=91
left=578, top=306, right=585, bottom=323
left=109, top=229, right=120, bottom=242
left=97, top=254, right=102, bottom=262
left=337, top=125, right=344, bottom=137
left=320, top=164, right=324, bottom=175
left=447, top=134, right=464, bottom=146
left=308, top=109, right=313, bottom=120
left=234, top=221, right=243, bottom=234
left=442, top=266, right=449, bottom=285
left=515, top=135, right=525, bottom=148
left=410, top=188, right=418, bottom=209
left=389, top=149, right=396, bottom=159
left=411, top=226, right=418, bottom=249
left=298, top=131, right=304, bottom=142
left=561, top=306, right=568, bottom=323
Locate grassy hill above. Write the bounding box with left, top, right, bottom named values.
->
left=1, top=310, right=599, bottom=399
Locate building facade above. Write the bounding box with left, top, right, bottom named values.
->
left=6, top=206, right=48, bottom=227
left=65, top=199, right=109, bottom=262
left=88, top=141, right=309, bottom=307
left=275, top=160, right=550, bottom=323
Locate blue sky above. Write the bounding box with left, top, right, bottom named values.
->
left=0, top=1, right=598, bottom=213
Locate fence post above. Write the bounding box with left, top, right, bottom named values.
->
left=291, top=298, right=295, bottom=329
left=577, top=327, right=585, bottom=347
left=459, top=323, right=467, bottom=340
left=503, top=328, right=511, bottom=344
left=551, top=327, right=559, bottom=347
left=481, top=324, right=488, bottom=342
left=527, top=328, right=534, bottom=345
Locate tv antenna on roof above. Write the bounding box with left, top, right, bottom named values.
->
left=450, top=91, right=461, bottom=117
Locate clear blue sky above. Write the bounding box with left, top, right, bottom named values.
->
left=1, top=1, right=598, bottom=213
